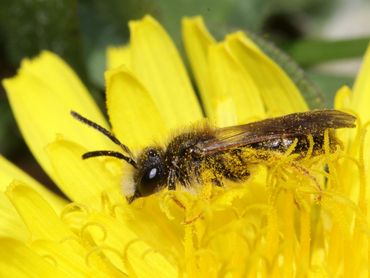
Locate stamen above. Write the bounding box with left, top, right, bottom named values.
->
left=183, top=213, right=203, bottom=225
left=257, top=256, right=275, bottom=276
left=238, top=230, right=254, bottom=253
left=184, top=224, right=196, bottom=276
left=100, top=191, right=113, bottom=214
left=171, top=196, right=186, bottom=210
left=122, top=239, right=143, bottom=277
left=230, top=207, right=241, bottom=219
left=337, top=154, right=361, bottom=168
left=323, top=129, right=340, bottom=192
left=42, top=254, right=58, bottom=267
left=304, top=134, right=315, bottom=160
left=323, top=129, right=331, bottom=156
left=299, top=206, right=311, bottom=269
left=283, top=138, right=299, bottom=158
left=80, top=222, right=107, bottom=242
left=58, top=236, right=83, bottom=253
left=265, top=139, right=299, bottom=187
left=158, top=192, right=177, bottom=220
left=194, top=249, right=219, bottom=264
left=85, top=245, right=125, bottom=272
left=142, top=247, right=181, bottom=275
left=111, top=203, right=133, bottom=219
left=240, top=204, right=271, bottom=219
left=193, top=249, right=220, bottom=275
left=290, top=161, right=322, bottom=197
left=60, top=202, right=89, bottom=222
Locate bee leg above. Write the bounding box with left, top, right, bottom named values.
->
left=211, top=170, right=223, bottom=187
left=212, top=178, right=223, bottom=187
left=167, top=170, right=176, bottom=190
left=290, top=161, right=322, bottom=201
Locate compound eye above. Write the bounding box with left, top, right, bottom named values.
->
left=138, top=166, right=163, bottom=196
left=147, top=167, right=158, bottom=180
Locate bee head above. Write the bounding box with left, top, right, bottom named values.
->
left=128, top=147, right=166, bottom=202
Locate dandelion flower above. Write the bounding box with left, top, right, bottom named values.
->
left=1, top=15, right=369, bottom=277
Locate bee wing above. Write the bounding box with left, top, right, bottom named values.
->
left=196, top=110, right=356, bottom=155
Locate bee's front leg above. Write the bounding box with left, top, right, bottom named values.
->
left=167, top=169, right=176, bottom=190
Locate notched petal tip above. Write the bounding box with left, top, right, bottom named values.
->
left=128, top=14, right=157, bottom=31
left=182, top=15, right=207, bottom=28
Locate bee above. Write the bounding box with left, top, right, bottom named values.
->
left=71, top=110, right=355, bottom=203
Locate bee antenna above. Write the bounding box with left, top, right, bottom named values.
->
left=82, top=150, right=137, bottom=168
left=70, top=111, right=136, bottom=163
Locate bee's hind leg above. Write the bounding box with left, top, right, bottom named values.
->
left=290, top=161, right=323, bottom=201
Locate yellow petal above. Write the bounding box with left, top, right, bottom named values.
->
left=0, top=192, right=28, bottom=241
left=215, top=98, right=238, bottom=127
left=0, top=238, right=66, bottom=277
left=106, top=45, right=131, bottom=70
left=334, top=85, right=352, bottom=110
left=226, top=32, right=308, bottom=115
left=334, top=86, right=354, bottom=149
left=208, top=43, right=265, bottom=125
left=2, top=51, right=112, bottom=183
left=87, top=213, right=177, bottom=277
left=351, top=44, right=370, bottom=123
left=105, top=67, right=168, bottom=150
left=129, top=15, right=203, bottom=128
left=0, top=155, right=66, bottom=212
left=46, top=138, right=122, bottom=206
left=6, top=182, right=72, bottom=241
left=182, top=16, right=215, bottom=117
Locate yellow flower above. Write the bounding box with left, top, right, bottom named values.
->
left=0, top=15, right=369, bottom=277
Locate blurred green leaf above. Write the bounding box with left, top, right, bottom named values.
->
left=0, top=0, right=87, bottom=81
left=284, top=37, right=370, bottom=66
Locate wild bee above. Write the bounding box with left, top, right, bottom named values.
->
left=71, top=110, right=356, bottom=203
